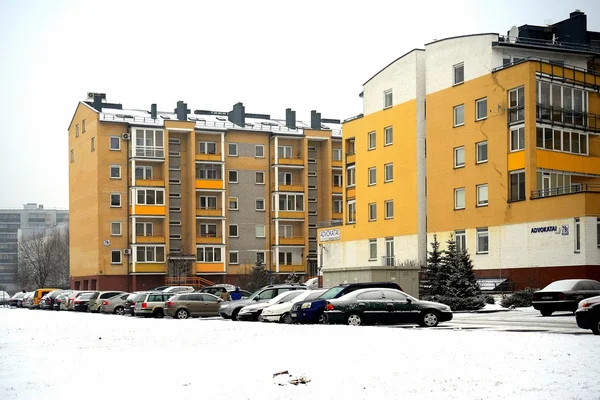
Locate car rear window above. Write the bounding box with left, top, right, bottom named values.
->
left=320, top=287, right=345, bottom=300
left=134, top=294, right=147, bottom=301
left=543, top=281, right=578, bottom=291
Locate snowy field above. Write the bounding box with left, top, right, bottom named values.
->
left=1, top=308, right=599, bottom=400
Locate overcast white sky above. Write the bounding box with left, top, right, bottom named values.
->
left=0, top=0, right=598, bottom=209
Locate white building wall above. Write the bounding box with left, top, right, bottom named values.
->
left=415, top=50, right=427, bottom=267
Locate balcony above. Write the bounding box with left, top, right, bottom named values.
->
left=196, top=262, right=225, bottom=273
left=136, top=179, right=165, bottom=187
left=346, top=187, right=356, bottom=199
left=130, top=205, right=166, bottom=216
left=346, top=152, right=355, bottom=165
left=196, top=179, right=224, bottom=190
left=332, top=159, right=343, bottom=168
left=196, top=207, right=223, bottom=218
left=332, top=186, right=343, bottom=194
left=195, top=152, right=222, bottom=162
left=129, top=263, right=166, bottom=274
left=196, top=235, right=223, bottom=244
left=135, top=235, right=165, bottom=244
left=272, top=211, right=305, bottom=220
left=332, top=212, right=343, bottom=220
left=272, top=156, right=304, bottom=166
left=536, top=104, right=600, bottom=133
left=274, top=236, right=305, bottom=246
left=530, top=183, right=600, bottom=199
left=277, top=264, right=305, bottom=273
left=273, top=183, right=304, bottom=192
left=130, top=146, right=165, bottom=159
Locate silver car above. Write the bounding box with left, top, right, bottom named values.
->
left=100, top=293, right=130, bottom=315
left=87, top=291, right=126, bottom=313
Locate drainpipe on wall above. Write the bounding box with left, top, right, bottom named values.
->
left=126, top=125, right=131, bottom=291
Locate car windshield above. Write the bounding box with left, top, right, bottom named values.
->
left=305, top=290, right=327, bottom=301
left=319, top=286, right=346, bottom=300
left=248, top=289, right=263, bottom=300
left=542, top=281, right=577, bottom=291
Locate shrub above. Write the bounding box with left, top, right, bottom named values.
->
left=424, top=295, right=485, bottom=311
left=500, top=287, right=538, bottom=308
left=484, top=294, right=495, bottom=305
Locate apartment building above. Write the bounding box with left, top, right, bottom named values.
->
left=68, top=96, right=341, bottom=291
left=0, top=204, right=69, bottom=292
left=318, top=10, right=600, bottom=290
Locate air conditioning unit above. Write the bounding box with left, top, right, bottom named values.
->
left=122, top=132, right=130, bottom=140
left=87, top=92, right=95, bottom=100
left=123, top=249, right=131, bottom=255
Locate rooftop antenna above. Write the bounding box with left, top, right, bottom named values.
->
left=544, top=18, right=553, bottom=26
left=508, top=26, right=518, bottom=43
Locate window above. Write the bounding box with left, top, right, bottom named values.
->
left=476, top=141, right=488, bottom=163
left=453, top=63, right=464, bottom=85
left=110, top=136, right=120, bottom=150
left=368, top=203, right=377, bottom=221
left=256, top=251, right=266, bottom=265
left=196, top=163, right=222, bottom=180
left=278, top=172, right=292, bottom=185
left=368, top=167, right=376, bottom=186
left=278, top=252, right=293, bottom=265
left=454, top=105, right=464, bottom=127
left=454, top=147, right=465, bottom=168
left=135, top=166, right=153, bottom=180
left=228, top=143, right=238, bottom=156
left=279, top=225, right=293, bottom=238
left=135, top=222, right=153, bottom=236
left=110, top=193, right=121, bottom=207
left=384, top=200, right=394, bottom=219
left=369, top=239, right=377, bottom=261
left=229, top=251, right=239, bottom=264
left=70, top=149, right=74, bottom=163
left=368, top=131, right=376, bottom=150
left=385, top=238, right=395, bottom=266
left=384, top=126, right=393, bottom=146
left=384, top=163, right=393, bottom=182
left=228, top=197, right=238, bottom=210
left=333, top=200, right=343, bottom=214
left=510, top=127, right=525, bottom=151
left=384, top=90, right=393, bottom=108
left=111, top=250, right=122, bottom=264
left=476, top=98, right=487, bottom=120
left=575, top=217, right=581, bottom=253
left=255, top=171, right=265, bottom=184
left=476, top=228, right=489, bottom=254
left=110, top=222, right=122, bottom=236
left=347, top=166, right=356, bottom=187
left=536, top=80, right=588, bottom=126
left=276, top=194, right=304, bottom=211
left=228, top=170, right=238, bottom=183
left=136, top=245, right=165, bottom=263
left=509, top=87, right=525, bottom=124
left=535, top=126, right=588, bottom=155
left=82, top=119, right=86, bottom=133
left=347, top=200, right=356, bottom=223
left=333, top=148, right=342, bottom=161
left=199, top=141, right=217, bottom=154
left=278, top=146, right=292, bottom=159
left=134, top=129, right=164, bottom=158
left=255, top=145, right=264, bottom=158
left=110, top=165, right=121, bottom=179
left=477, top=184, right=488, bottom=206
left=196, top=247, right=222, bottom=263
left=509, top=171, right=525, bottom=202
left=198, top=196, right=217, bottom=210
left=454, top=188, right=465, bottom=210
left=229, top=224, right=239, bottom=238
left=91, top=137, right=96, bottom=151
left=256, top=198, right=265, bottom=211
left=199, top=224, right=217, bottom=237
left=333, top=174, right=343, bottom=187
left=455, top=230, right=466, bottom=253
left=255, top=225, right=265, bottom=238
left=136, top=189, right=164, bottom=205
left=76, top=124, right=79, bottom=137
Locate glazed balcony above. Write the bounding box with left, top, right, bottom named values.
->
left=536, top=104, right=600, bottom=133
left=130, top=146, right=165, bottom=159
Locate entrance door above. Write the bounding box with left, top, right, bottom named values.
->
left=542, top=174, right=551, bottom=197
left=385, top=239, right=395, bottom=266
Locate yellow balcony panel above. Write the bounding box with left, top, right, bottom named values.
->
left=536, top=150, right=600, bottom=176
left=507, top=151, right=525, bottom=171
left=196, top=236, right=223, bottom=244
left=276, top=236, right=305, bottom=246
left=332, top=160, right=343, bottom=168
left=273, top=156, right=304, bottom=166
left=332, top=212, right=343, bottom=220
left=130, top=263, right=166, bottom=273
left=196, top=262, right=226, bottom=273
left=130, top=205, right=166, bottom=216
left=136, top=179, right=165, bottom=187
left=195, top=153, right=222, bottom=162
left=196, top=179, right=224, bottom=190
left=272, top=211, right=305, bottom=219
left=274, top=184, right=304, bottom=192
left=196, top=208, right=223, bottom=217
left=135, top=235, right=165, bottom=244
left=332, top=186, right=343, bottom=194
left=346, top=153, right=355, bottom=164
left=346, top=187, right=356, bottom=199
left=278, top=264, right=305, bottom=273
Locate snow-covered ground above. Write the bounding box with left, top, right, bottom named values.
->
left=1, top=308, right=599, bottom=400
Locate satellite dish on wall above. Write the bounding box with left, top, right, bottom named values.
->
left=508, top=26, right=518, bottom=43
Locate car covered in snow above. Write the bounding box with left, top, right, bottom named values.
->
left=8, top=292, right=26, bottom=307
left=219, top=284, right=308, bottom=321
left=575, top=295, right=600, bottom=335
left=237, top=290, right=306, bottom=321
left=532, top=279, right=600, bottom=316
left=261, top=289, right=327, bottom=323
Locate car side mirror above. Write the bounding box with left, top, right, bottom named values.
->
left=254, top=297, right=259, bottom=301
left=406, top=298, right=412, bottom=304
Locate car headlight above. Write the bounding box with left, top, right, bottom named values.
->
left=301, top=302, right=311, bottom=309
left=441, top=306, right=451, bottom=312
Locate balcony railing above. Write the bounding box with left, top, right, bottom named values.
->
left=497, top=35, right=599, bottom=54
left=272, top=156, right=304, bottom=166
left=130, top=146, right=165, bottom=158
left=196, top=152, right=222, bottom=162
left=531, top=183, right=600, bottom=199
left=381, top=256, right=396, bottom=267
left=508, top=106, right=524, bottom=125
left=318, top=220, right=343, bottom=228
left=536, top=104, right=600, bottom=133
left=196, top=207, right=223, bottom=217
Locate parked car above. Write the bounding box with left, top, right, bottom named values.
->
left=8, top=292, right=26, bottom=307
left=0, top=290, right=9, bottom=306
left=198, top=285, right=252, bottom=300
left=22, top=292, right=34, bottom=308
left=41, top=290, right=67, bottom=310
left=324, top=288, right=453, bottom=327
left=238, top=291, right=306, bottom=322
left=39, top=293, right=52, bottom=310
left=292, top=282, right=403, bottom=324
left=31, top=288, right=59, bottom=309
left=134, top=292, right=174, bottom=318
left=148, top=286, right=169, bottom=291
left=532, top=279, right=600, bottom=316
left=100, top=293, right=130, bottom=315
left=304, top=278, right=319, bottom=290
left=87, top=291, right=126, bottom=313
left=53, top=292, right=72, bottom=311
left=67, top=291, right=94, bottom=311
left=165, top=293, right=223, bottom=319
left=162, top=286, right=194, bottom=294
left=262, top=289, right=327, bottom=323
left=575, top=295, right=600, bottom=335
left=73, top=292, right=95, bottom=312
left=219, top=284, right=308, bottom=321
left=124, top=292, right=147, bottom=316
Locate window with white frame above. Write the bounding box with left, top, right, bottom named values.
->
left=197, top=247, right=222, bottom=262
left=255, top=171, right=265, bottom=184
left=535, top=126, right=588, bottom=155
left=384, top=126, right=393, bottom=146
left=510, top=126, right=525, bottom=151
left=229, top=224, right=239, bottom=238
left=199, top=141, right=217, bottom=154
left=384, top=163, right=393, bottom=182
left=196, top=163, right=222, bottom=180
left=110, top=193, right=121, bottom=207
left=111, top=250, right=122, bottom=264
left=255, top=225, right=265, bottom=238
left=228, top=170, right=238, bottom=183
left=509, top=171, right=526, bottom=201
left=536, top=80, right=588, bottom=126
left=277, top=194, right=304, bottom=211
left=255, top=145, right=265, bottom=158
left=278, top=146, right=292, bottom=159
left=136, top=245, right=165, bottom=262
left=454, top=147, right=465, bottom=168
left=476, top=141, right=488, bottom=163
left=91, top=137, right=96, bottom=151
left=197, top=224, right=216, bottom=239
left=135, top=222, right=153, bottom=236
left=134, top=129, right=164, bottom=158
left=575, top=217, right=581, bottom=253
left=278, top=172, right=292, bottom=185
left=333, top=199, right=343, bottom=214
left=110, top=222, right=122, bottom=236
left=136, top=189, right=164, bottom=205
left=368, top=167, right=376, bottom=186
left=476, top=228, right=489, bottom=254
left=454, top=104, right=465, bottom=127
left=228, top=197, right=238, bottom=210
left=384, top=200, right=394, bottom=219
left=333, top=174, right=343, bottom=187
left=256, top=251, right=266, bottom=265
left=384, top=89, right=393, bottom=108
left=508, top=87, right=525, bottom=124
left=369, top=239, right=377, bottom=261
left=198, top=196, right=218, bottom=210
left=333, top=148, right=342, bottom=161
left=278, top=251, right=293, bottom=265
left=476, top=98, right=487, bottom=120
left=135, top=166, right=153, bottom=180
left=368, top=131, right=376, bottom=150
left=455, top=188, right=465, bottom=210
left=279, top=225, right=293, bottom=238
left=110, top=165, right=121, bottom=179
left=256, top=198, right=265, bottom=211
left=110, top=136, right=120, bottom=150
left=229, top=251, right=239, bottom=264
left=453, top=63, right=464, bottom=85
left=347, top=200, right=356, bottom=223
left=455, top=230, right=466, bottom=253
left=368, top=203, right=377, bottom=221
left=477, top=184, right=488, bottom=206
left=228, top=143, right=238, bottom=156
left=347, top=166, right=355, bottom=187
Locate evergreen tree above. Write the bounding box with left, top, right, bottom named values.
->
left=444, top=239, right=481, bottom=298
left=426, top=234, right=444, bottom=296
left=455, top=250, right=481, bottom=297
left=439, top=234, right=459, bottom=296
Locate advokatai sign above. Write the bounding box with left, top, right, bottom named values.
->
left=319, top=228, right=340, bottom=242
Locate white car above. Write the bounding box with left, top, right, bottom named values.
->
left=162, top=286, right=195, bottom=294
left=237, top=291, right=306, bottom=321
left=0, top=291, right=10, bottom=306
left=261, top=289, right=327, bottom=323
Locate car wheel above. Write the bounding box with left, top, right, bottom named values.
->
left=231, top=309, right=240, bottom=321
left=420, top=311, right=439, bottom=327
left=591, top=318, right=600, bottom=336
left=346, top=313, right=362, bottom=326
left=153, top=309, right=164, bottom=318
left=114, top=306, right=124, bottom=316
left=282, top=313, right=293, bottom=324
left=317, top=312, right=328, bottom=325
left=176, top=309, right=189, bottom=320
left=540, top=309, right=553, bottom=317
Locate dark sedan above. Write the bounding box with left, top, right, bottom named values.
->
left=575, top=295, right=600, bottom=335
left=324, top=288, right=453, bottom=327
left=532, top=279, right=600, bottom=316
left=73, top=292, right=94, bottom=312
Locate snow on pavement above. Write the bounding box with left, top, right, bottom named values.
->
left=1, top=308, right=599, bottom=400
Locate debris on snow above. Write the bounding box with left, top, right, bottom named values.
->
left=273, top=371, right=310, bottom=386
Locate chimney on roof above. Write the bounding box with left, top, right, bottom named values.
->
left=570, top=10, right=584, bottom=18
left=310, top=110, right=322, bottom=130
left=151, top=104, right=157, bottom=119
left=175, top=101, right=188, bottom=121
left=93, top=94, right=103, bottom=112
left=285, top=108, right=296, bottom=129
left=228, top=102, right=245, bottom=126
